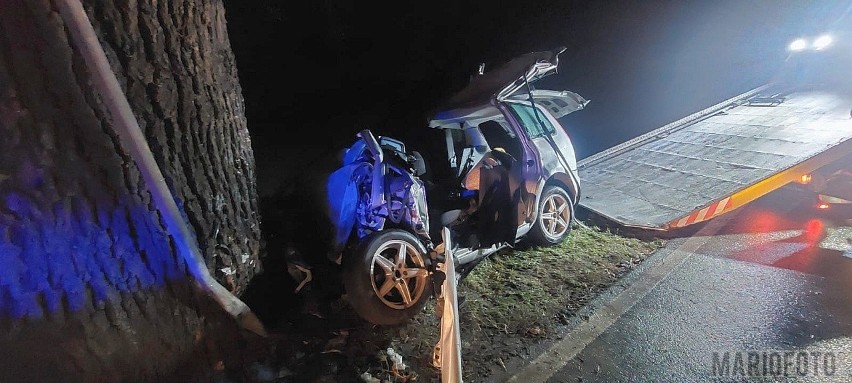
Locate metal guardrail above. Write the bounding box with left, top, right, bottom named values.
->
left=577, top=84, right=773, bottom=169
left=433, top=227, right=463, bottom=382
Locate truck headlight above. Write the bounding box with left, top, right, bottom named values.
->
left=813, top=34, right=833, bottom=50
left=788, top=38, right=808, bottom=52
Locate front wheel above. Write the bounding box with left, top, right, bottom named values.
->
left=343, top=229, right=431, bottom=326
left=528, top=185, right=575, bottom=246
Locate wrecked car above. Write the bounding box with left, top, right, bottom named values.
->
left=324, top=47, right=589, bottom=326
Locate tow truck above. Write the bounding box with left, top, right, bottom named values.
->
left=575, top=19, right=852, bottom=231
left=576, top=83, right=852, bottom=231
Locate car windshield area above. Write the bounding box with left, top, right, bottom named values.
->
left=506, top=102, right=556, bottom=139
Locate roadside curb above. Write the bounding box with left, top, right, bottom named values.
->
left=494, top=212, right=735, bottom=383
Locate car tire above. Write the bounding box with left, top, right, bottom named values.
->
left=528, top=185, right=575, bottom=246
left=343, top=229, right=432, bottom=326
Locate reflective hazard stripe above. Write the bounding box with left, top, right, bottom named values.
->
left=818, top=194, right=851, bottom=204
left=672, top=196, right=733, bottom=228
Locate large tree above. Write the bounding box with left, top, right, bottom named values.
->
left=0, top=0, right=265, bottom=381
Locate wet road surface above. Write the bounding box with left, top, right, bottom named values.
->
left=510, top=187, right=852, bottom=382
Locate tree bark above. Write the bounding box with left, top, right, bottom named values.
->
left=0, top=0, right=263, bottom=381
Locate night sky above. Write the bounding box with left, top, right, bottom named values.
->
left=222, top=0, right=850, bottom=197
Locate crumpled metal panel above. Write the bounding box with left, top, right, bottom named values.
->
left=578, top=90, right=852, bottom=229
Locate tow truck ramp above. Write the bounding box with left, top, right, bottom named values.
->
left=577, top=84, right=852, bottom=230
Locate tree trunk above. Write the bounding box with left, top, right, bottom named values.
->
left=0, top=0, right=264, bottom=381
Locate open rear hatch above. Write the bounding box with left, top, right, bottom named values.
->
left=429, top=47, right=581, bottom=127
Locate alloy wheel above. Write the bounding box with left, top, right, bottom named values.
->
left=539, top=192, right=571, bottom=240
left=369, top=240, right=429, bottom=309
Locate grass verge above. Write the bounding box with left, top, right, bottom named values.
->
left=463, top=223, right=664, bottom=335
left=369, top=223, right=665, bottom=382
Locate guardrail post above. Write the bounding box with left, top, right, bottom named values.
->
left=432, top=227, right=463, bottom=382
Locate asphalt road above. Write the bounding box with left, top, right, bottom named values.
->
left=506, top=187, right=852, bottom=383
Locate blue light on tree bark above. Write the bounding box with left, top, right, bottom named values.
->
left=0, top=191, right=185, bottom=319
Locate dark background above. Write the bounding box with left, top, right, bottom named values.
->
left=222, top=0, right=850, bottom=197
